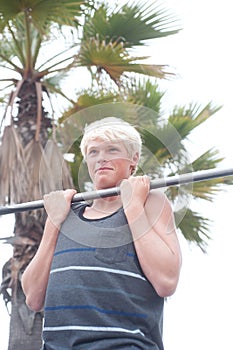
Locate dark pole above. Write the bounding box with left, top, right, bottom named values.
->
left=0, top=167, right=233, bottom=216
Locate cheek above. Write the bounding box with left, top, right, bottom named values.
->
left=116, top=160, right=132, bottom=176
left=86, top=161, right=95, bottom=180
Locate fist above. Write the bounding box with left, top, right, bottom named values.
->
left=44, top=189, right=77, bottom=227
left=120, top=175, right=150, bottom=210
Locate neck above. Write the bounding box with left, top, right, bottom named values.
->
left=91, top=195, right=122, bottom=212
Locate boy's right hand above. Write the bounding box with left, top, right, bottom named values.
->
left=43, top=189, right=77, bottom=228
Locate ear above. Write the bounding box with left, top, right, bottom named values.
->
left=130, top=152, right=139, bottom=175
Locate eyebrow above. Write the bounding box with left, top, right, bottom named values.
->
left=87, top=146, right=97, bottom=153
left=87, top=142, right=120, bottom=150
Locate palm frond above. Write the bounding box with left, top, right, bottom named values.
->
left=190, top=179, right=224, bottom=201
left=122, top=78, right=164, bottom=113
left=182, top=149, right=226, bottom=200
left=0, top=40, right=23, bottom=72
left=43, top=139, right=74, bottom=191
left=61, top=91, right=120, bottom=118
left=42, top=78, right=75, bottom=105
left=121, top=62, right=173, bottom=79
left=166, top=148, right=226, bottom=201
left=140, top=122, right=186, bottom=167
left=78, top=38, right=171, bottom=85
left=222, top=176, right=233, bottom=185
left=169, top=102, right=222, bottom=140
left=23, top=139, right=53, bottom=201
left=68, top=143, right=87, bottom=192
left=0, top=125, right=29, bottom=204
left=2, top=14, right=27, bottom=67
left=29, top=0, right=88, bottom=29
left=0, top=0, right=89, bottom=32
left=191, top=148, right=223, bottom=171
left=175, top=207, right=211, bottom=253
left=83, top=2, right=180, bottom=47
left=0, top=235, right=36, bottom=246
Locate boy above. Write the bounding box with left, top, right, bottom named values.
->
left=22, top=117, right=182, bottom=349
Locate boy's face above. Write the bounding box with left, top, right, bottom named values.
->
left=86, top=138, right=138, bottom=190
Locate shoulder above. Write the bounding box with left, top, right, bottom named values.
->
left=144, top=190, right=178, bottom=237
left=146, top=189, right=171, bottom=208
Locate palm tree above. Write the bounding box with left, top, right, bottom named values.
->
left=0, top=1, right=184, bottom=349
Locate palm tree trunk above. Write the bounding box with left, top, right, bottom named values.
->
left=6, top=81, right=51, bottom=350
left=6, top=213, right=45, bottom=349
left=8, top=284, right=43, bottom=350
left=1, top=77, right=73, bottom=349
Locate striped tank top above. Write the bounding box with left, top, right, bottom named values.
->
left=42, top=202, right=164, bottom=349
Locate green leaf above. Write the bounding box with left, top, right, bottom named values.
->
left=176, top=208, right=211, bottom=252
left=123, top=77, right=164, bottom=113
left=78, top=37, right=171, bottom=84
left=169, top=102, right=222, bottom=139
left=83, top=2, right=180, bottom=47
left=0, top=0, right=90, bottom=31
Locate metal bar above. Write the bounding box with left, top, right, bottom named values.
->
left=0, top=167, right=233, bottom=216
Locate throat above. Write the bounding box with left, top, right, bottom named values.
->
left=83, top=197, right=122, bottom=219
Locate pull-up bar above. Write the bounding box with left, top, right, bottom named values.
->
left=0, top=167, right=233, bottom=216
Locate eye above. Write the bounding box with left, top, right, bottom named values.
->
left=87, top=148, right=98, bottom=156
left=109, top=146, right=119, bottom=152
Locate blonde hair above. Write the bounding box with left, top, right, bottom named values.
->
left=80, top=117, right=142, bottom=160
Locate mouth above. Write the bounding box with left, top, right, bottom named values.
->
left=95, top=167, right=113, bottom=173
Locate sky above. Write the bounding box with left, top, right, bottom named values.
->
left=1, top=0, right=233, bottom=349
left=153, top=1, right=233, bottom=349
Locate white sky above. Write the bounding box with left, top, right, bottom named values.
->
left=1, top=0, right=233, bottom=349
left=155, top=1, right=233, bottom=349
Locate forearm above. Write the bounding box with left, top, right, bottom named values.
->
left=22, top=219, right=60, bottom=311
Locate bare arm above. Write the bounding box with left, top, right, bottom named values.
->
left=120, top=176, right=182, bottom=297
left=22, top=189, right=76, bottom=311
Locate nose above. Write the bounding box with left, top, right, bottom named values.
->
left=96, top=149, right=108, bottom=163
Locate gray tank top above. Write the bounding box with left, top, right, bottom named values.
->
left=42, top=202, right=164, bottom=349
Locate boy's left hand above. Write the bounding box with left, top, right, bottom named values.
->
left=120, top=175, right=150, bottom=211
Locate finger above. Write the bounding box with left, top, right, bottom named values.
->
left=64, top=189, right=77, bottom=201
left=142, top=174, right=150, bottom=186
left=44, top=190, right=63, bottom=201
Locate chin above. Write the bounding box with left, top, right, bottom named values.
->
left=95, top=179, right=118, bottom=190
left=96, top=182, right=116, bottom=190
